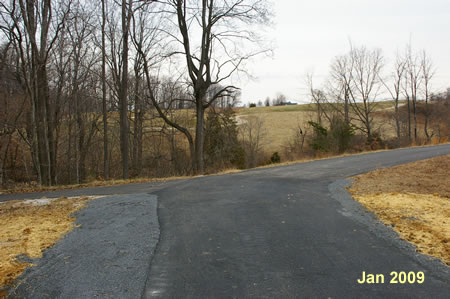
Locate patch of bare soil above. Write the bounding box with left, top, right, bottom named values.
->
left=0, top=196, right=96, bottom=291
left=349, top=154, right=450, bottom=266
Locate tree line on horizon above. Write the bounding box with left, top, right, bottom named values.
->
left=306, top=43, right=445, bottom=146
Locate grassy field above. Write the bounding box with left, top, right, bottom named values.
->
left=236, top=109, right=312, bottom=154
left=234, top=100, right=405, bottom=154
left=236, top=103, right=317, bottom=114
left=236, top=100, right=404, bottom=115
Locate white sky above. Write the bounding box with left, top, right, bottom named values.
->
left=239, top=0, right=450, bottom=104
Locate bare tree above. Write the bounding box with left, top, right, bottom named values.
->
left=101, top=0, right=109, bottom=179
left=403, top=44, right=422, bottom=143
left=0, top=44, right=27, bottom=186
left=380, top=52, right=406, bottom=143
left=273, top=93, right=287, bottom=106
left=283, top=119, right=307, bottom=160
left=421, top=50, right=434, bottom=141
left=305, top=73, right=330, bottom=126
left=240, top=116, right=265, bottom=168
left=66, top=2, right=100, bottom=183
left=104, top=0, right=133, bottom=179
left=327, top=45, right=384, bottom=141
left=137, top=0, right=271, bottom=174
left=0, top=0, right=72, bottom=185
left=129, top=5, right=152, bottom=176
left=329, top=54, right=353, bottom=123
left=118, top=0, right=132, bottom=179
left=347, top=46, right=384, bottom=141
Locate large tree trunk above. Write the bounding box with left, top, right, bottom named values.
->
left=407, top=96, right=411, bottom=142
left=364, top=107, right=372, bottom=143
left=132, top=67, right=143, bottom=176
left=67, top=112, right=73, bottom=184
left=76, top=107, right=86, bottom=183
left=102, top=0, right=109, bottom=180
left=79, top=155, right=87, bottom=182
left=424, top=95, right=430, bottom=141
left=413, top=96, right=417, bottom=142
left=394, top=98, right=401, bottom=141
left=194, top=103, right=205, bottom=174
left=344, top=88, right=349, bottom=123
left=119, top=0, right=131, bottom=179
left=19, top=0, right=56, bottom=186
left=119, top=91, right=129, bottom=179
left=28, top=97, right=42, bottom=184
left=45, top=73, right=56, bottom=185
left=35, top=59, right=53, bottom=186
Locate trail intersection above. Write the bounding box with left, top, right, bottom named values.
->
left=3, top=145, right=449, bottom=298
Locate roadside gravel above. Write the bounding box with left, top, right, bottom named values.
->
left=9, top=193, right=159, bottom=298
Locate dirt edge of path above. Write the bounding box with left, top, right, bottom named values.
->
left=0, top=196, right=99, bottom=294
left=349, top=155, right=450, bottom=266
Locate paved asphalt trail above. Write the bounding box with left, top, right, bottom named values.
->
left=2, top=145, right=450, bottom=298
left=143, top=145, right=450, bottom=298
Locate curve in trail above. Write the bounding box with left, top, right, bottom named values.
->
left=144, top=145, right=450, bottom=298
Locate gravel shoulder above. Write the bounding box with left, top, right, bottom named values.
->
left=0, top=196, right=97, bottom=290
left=9, top=193, right=159, bottom=298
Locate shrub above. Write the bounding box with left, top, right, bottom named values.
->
left=231, top=146, right=246, bottom=169
left=204, top=107, right=241, bottom=170
left=367, top=132, right=385, bottom=150
left=308, top=121, right=329, bottom=152
left=329, top=117, right=355, bottom=153
left=270, top=152, right=281, bottom=163
left=239, top=116, right=266, bottom=168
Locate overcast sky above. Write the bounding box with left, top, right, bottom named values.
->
left=239, top=0, right=450, bottom=104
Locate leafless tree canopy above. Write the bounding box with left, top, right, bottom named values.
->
left=136, top=0, right=272, bottom=173
left=306, top=42, right=445, bottom=150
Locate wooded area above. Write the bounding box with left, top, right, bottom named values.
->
left=0, top=0, right=270, bottom=187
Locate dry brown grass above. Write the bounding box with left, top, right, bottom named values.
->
left=238, top=111, right=312, bottom=153
left=350, top=155, right=450, bottom=198
left=235, top=102, right=406, bottom=154
left=0, top=196, right=98, bottom=290
left=349, top=154, right=450, bottom=266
